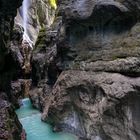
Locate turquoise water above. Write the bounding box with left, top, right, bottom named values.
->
left=16, top=98, right=78, bottom=140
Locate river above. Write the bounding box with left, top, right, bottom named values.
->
left=16, top=98, right=78, bottom=140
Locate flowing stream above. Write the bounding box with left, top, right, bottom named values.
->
left=16, top=98, right=78, bottom=140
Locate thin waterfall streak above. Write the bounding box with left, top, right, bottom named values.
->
left=23, top=0, right=28, bottom=35
left=22, top=0, right=33, bottom=48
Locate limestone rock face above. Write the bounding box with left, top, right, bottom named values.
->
left=31, top=17, right=62, bottom=110
left=58, top=0, right=140, bottom=20
left=0, top=98, right=24, bottom=140
left=0, top=0, right=22, bottom=54
left=0, top=24, right=24, bottom=100
left=0, top=0, right=25, bottom=139
left=32, top=0, right=140, bottom=139
left=42, top=70, right=140, bottom=140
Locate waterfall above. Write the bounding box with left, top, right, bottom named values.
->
left=21, top=98, right=31, bottom=107
left=22, top=0, right=33, bottom=48
left=22, top=0, right=28, bottom=36
left=15, top=0, right=57, bottom=47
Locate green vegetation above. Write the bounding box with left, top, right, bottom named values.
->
left=49, top=0, right=57, bottom=10
left=33, top=28, right=47, bottom=51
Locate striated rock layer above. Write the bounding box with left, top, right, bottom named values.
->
left=31, top=0, right=140, bottom=140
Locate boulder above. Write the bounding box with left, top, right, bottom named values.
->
left=42, top=70, right=140, bottom=140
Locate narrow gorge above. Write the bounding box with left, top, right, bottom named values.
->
left=0, top=0, right=140, bottom=140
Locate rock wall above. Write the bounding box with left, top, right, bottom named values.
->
left=0, top=97, right=24, bottom=140
left=0, top=0, right=25, bottom=139
left=31, top=0, right=140, bottom=140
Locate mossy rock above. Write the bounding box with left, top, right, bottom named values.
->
left=33, top=28, right=47, bottom=51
